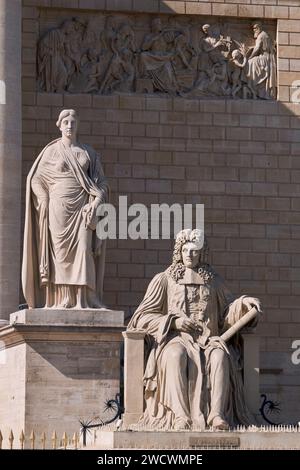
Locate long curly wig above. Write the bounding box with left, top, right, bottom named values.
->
left=167, top=229, right=215, bottom=283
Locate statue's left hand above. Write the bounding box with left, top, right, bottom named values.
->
left=83, top=201, right=98, bottom=231
left=242, top=296, right=262, bottom=313
left=208, top=336, right=229, bottom=354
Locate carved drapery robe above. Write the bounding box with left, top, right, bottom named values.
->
left=246, top=30, right=276, bottom=99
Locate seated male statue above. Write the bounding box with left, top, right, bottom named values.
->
left=128, top=229, right=261, bottom=430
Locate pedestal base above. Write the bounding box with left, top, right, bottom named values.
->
left=0, top=308, right=124, bottom=449
left=87, top=428, right=300, bottom=450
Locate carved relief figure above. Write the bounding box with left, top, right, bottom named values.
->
left=230, top=47, right=257, bottom=99
left=139, top=17, right=178, bottom=95
left=83, top=48, right=102, bottom=93
left=100, top=16, right=118, bottom=56
left=22, top=110, right=109, bottom=309
left=194, top=24, right=232, bottom=96
left=62, top=18, right=86, bottom=90
left=37, top=26, right=68, bottom=92
left=170, top=29, right=197, bottom=92
left=100, top=23, right=136, bottom=94
left=128, top=229, right=261, bottom=430
left=200, top=24, right=230, bottom=66
left=245, top=22, right=277, bottom=99
left=98, top=16, right=118, bottom=87
left=173, top=31, right=197, bottom=72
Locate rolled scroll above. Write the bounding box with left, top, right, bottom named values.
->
left=220, top=306, right=258, bottom=343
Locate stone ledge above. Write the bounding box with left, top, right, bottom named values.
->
left=10, top=308, right=124, bottom=327
left=0, top=308, right=125, bottom=346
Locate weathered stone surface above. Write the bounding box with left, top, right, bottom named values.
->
left=10, top=308, right=124, bottom=327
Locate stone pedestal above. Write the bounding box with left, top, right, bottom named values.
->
left=0, top=308, right=124, bottom=449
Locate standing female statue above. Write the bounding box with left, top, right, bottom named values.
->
left=22, top=109, right=109, bottom=309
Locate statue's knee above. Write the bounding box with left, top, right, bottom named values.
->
left=211, top=347, right=227, bottom=363
left=166, top=345, right=187, bottom=366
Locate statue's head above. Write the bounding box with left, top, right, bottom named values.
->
left=168, top=230, right=212, bottom=282
left=252, top=22, right=262, bottom=38
left=232, top=49, right=242, bottom=60
left=56, top=109, right=78, bottom=139
left=202, top=24, right=211, bottom=36
left=174, top=229, right=207, bottom=266
left=168, top=229, right=211, bottom=281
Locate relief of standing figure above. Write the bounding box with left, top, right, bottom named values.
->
left=245, top=22, right=277, bottom=100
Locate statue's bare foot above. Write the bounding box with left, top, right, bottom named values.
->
left=173, top=417, right=191, bottom=431
left=211, top=416, right=229, bottom=431
left=60, top=301, right=72, bottom=308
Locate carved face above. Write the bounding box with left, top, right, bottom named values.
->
left=181, top=242, right=201, bottom=269
left=60, top=114, right=78, bottom=139
left=202, top=24, right=211, bottom=36
left=253, top=23, right=262, bottom=38
left=232, top=49, right=241, bottom=60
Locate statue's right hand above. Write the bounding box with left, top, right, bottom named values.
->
left=174, top=317, right=202, bottom=334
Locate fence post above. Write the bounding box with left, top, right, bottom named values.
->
left=52, top=431, right=57, bottom=450
left=8, top=430, right=14, bottom=450
left=41, top=432, right=46, bottom=450
left=19, top=430, right=25, bottom=450
left=62, top=432, right=68, bottom=450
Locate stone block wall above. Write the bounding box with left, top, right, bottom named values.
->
left=21, top=0, right=300, bottom=423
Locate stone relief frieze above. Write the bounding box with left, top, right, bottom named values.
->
left=37, top=13, right=277, bottom=100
